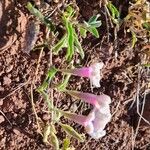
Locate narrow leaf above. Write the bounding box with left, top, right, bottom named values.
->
left=52, top=34, right=67, bottom=54
left=88, top=14, right=101, bottom=27
left=50, top=132, right=59, bottom=150
left=66, top=22, right=74, bottom=61
left=107, top=2, right=120, bottom=19
left=43, top=125, right=51, bottom=143
left=87, top=27, right=99, bottom=38
left=88, top=21, right=102, bottom=28
left=88, top=14, right=100, bottom=24
left=74, top=32, right=84, bottom=59
left=38, top=66, right=57, bottom=91
left=56, top=74, right=71, bottom=91
left=60, top=123, right=85, bottom=142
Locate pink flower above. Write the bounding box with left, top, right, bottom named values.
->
left=61, top=62, right=104, bottom=87
left=66, top=90, right=111, bottom=110
left=84, top=107, right=111, bottom=139
left=62, top=92, right=112, bottom=139
left=62, top=101, right=111, bottom=139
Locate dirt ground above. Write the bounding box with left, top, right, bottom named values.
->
left=0, top=0, right=150, bottom=150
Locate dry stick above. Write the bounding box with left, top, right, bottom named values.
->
left=129, top=66, right=141, bottom=109
left=103, top=1, right=114, bottom=28
left=30, top=84, right=41, bottom=134
left=137, top=90, right=150, bottom=125
left=81, top=138, right=92, bottom=150
left=131, top=65, right=141, bottom=150
left=140, top=142, right=150, bottom=149
left=132, top=90, right=147, bottom=150
left=112, top=100, right=120, bottom=117
left=1, top=80, right=30, bottom=101
left=0, top=109, right=12, bottom=126
left=0, top=36, right=16, bottom=55
left=103, top=7, right=110, bottom=43
left=131, top=65, right=150, bottom=149
left=137, top=68, right=150, bottom=125
left=46, top=29, right=54, bottom=123
left=30, top=47, right=44, bottom=134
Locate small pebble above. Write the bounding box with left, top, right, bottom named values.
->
left=0, top=100, right=3, bottom=106
left=0, top=115, right=5, bottom=124
left=13, top=128, right=20, bottom=135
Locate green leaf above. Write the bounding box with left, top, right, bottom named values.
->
left=26, top=2, right=54, bottom=30
left=88, top=14, right=101, bottom=27
left=50, top=132, right=59, bottom=150
left=142, top=22, right=150, bottom=31
left=87, top=27, right=99, bottom=38
left=131, top=31, right=137, bottom=48
left=66, top=22, right=75, bottom=61
left=88, top=14, right=100, bottom=24
left=38, top=66, right=57, bottom=91
left=52, top=34, right=67, bottom=54
left=60, top=123, right=85, bottom=142
left=107, top=2, right=120, bottom=19
left=88, top=21, right=102, bottom=28
left=62, top=138, right=70, bottom=150
left=74, top=32, right=84, bottom=59
left=56, top=74, right=71, bottom=91
left=79, top=27, right=87, bottom=38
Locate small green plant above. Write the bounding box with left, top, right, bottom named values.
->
left=52, top=5, right=101, bottom=61
left=26, top=2, right=111, bottom=149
